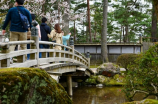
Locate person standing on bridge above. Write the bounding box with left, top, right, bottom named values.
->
left=40, top=17, right=51, bottom=58
left=2, top=0, right=32, bottom=63
left=27, top=14, right=41, bottom=60
left=48, top=23, right=63, bottom=50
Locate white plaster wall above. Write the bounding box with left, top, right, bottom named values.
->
left=85, top=46, right=96, bottom=53
left=122, top=46, right=133, bottom=53
left=109, top=46, right=121, bottom=53
left=75, top=46, right=84, bottom=53
left=97, top=46, right=101, bottom=53
left=135, top=46, right=141, bottom=53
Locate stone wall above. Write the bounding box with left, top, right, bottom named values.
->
left=142, top=42, right=155, bottom=52
left=75, top=43, right=155, bottom=65
left=90, top=54, right=120, bottom=65
left=75, top=44, right=141, bottom=65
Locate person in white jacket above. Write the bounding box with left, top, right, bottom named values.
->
left=48, top=23, right=63, bottom=50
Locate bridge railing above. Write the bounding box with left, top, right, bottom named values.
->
left=0, top=36, right=90, bottom=68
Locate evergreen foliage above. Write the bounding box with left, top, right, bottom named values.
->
left=123, top=44, right=158, bottom=101
left=116, top=54, right=139, bottom=70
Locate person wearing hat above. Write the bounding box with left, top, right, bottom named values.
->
left=2, top=0, right=32, bottom=63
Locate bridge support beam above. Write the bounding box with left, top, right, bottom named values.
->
left=67, top=75, right=72, bottom=96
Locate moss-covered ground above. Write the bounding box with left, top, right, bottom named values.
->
left=85, top=74, right=125, bottom=86
left=0, top=68, right=72, bottom=104
left=123, top=99, right=158, bottom=104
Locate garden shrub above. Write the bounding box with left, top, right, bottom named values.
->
left=123, top=44, right=158, bottom=101
left=116, top=53, right=139, bottom=70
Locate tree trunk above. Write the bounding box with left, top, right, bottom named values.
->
left=101, top=0, right=108, bottom=63
left=87, top=0, right=92, bottom=42
left=125, top=25, right=129, bottom=42
left=58, top=3, right=60, bottom=24
left=151, top=2, right=157, bottom=42
left=74, top=21, right=76, bottom=42
left=63, top=0, right=70, bottom=35
left=94, top=22, right=96, bottom=41
left=120, top=25, right=122, bottom=43
left=62, top=0, right=70, bottom=45
left=153, top=0, right=158, bottom=21
left=86, top=13, right=89, bottom=42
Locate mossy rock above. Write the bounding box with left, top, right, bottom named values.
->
left=123, top=99, right=158, bottom=104
left=106, top=78, right=125, bottom=86
left=0, top=68, right=72, bottom=104
left=85, top=78, right=97, bottom=84
left=105, top=74, right=125, bottom=86
left=97, top=63, right=120, bottom=77
left=90, top=75, right=97, bottom=79
left=96, top=75, right=109, bottom=83
left=85, top=74, right=125, bottom=86
left=113, top=74, right=125, bottom=83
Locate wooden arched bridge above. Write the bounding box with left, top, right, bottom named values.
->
left=0, top=35, right=94, bottom=96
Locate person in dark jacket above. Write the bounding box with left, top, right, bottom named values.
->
left=40, top=17, right=51, bottom=58
left=2, top=0, right=32, bottom=63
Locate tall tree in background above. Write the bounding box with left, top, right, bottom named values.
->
left=112, top=0, right=151, bottom=42
left=143, top=0, right=157, bottom=42
left=63, top=0, right=70, bottom=35
left=153, top=0, right=158, bottom=19
left=151, top=1, right=157, bottom=41
left=101, top=0, right=108, bottom=63
left=87, top=0, right=92, bottom=42
left=91, top=1, right=103, bottom=42
left=71, top=0, right=87, bottom=42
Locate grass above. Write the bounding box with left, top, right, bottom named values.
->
left=90, top=65, right=99, bottom=68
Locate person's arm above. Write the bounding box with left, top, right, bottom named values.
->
left=48, top=26, right=51, bottom=34
left=27, top=11, right=32, bottom=28
left=63, top=33, right=71, bottom=40
left=2, top=9, right=11, bottom=34
left=48, top=30, right=55, bottom=38
left=36, top=24, right=41, bottom=39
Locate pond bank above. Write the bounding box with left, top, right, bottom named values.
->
left=72, top=86, right=127, bottom=104
left=72, top=86, right=157, bottom=104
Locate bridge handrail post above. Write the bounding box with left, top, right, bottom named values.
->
left=69, top=37, right=74, bottom=61
left=30, top=21, right=39, bottom=67
left=1, top=44, right=10, bottom=67
left=86, top=51, right=90, bottom=68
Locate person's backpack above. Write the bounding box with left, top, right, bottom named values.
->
left=17, top=7, right=30, bottom=30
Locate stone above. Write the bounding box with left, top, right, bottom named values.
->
left=96, top=84, right=103, bottom=87
left=0, top=68, right=72, bottom=104
left=97, top=63, right=120, bottom=77
left=96, top=75, right=108, bottom=83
